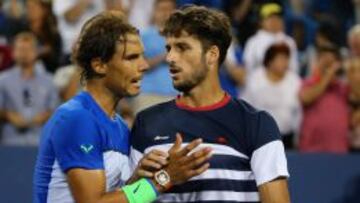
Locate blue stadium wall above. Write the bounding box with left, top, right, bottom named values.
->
left=0, top=147, right=359, bottom=203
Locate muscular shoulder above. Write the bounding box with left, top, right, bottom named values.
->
left=51, top=97, right=98, bottom=130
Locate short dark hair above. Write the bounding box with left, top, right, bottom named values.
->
left=161, top=5, right=232, bottom=65
left=263, top=43, right=290, bottom=67
left=74, top=11, right=139, bottom=82
left=13, top=32, right=38, bottom=47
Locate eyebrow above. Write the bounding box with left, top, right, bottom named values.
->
left=123, top=51, right=144, bottom=59
left=176, top=42, right=191, bottom=47
left=117, top=39, right=139, bottom=44
left=166, top=41, right=191, bottom=48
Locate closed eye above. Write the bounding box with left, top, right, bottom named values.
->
left=124, top=53, right=141, bottom=60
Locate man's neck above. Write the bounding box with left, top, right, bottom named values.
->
left=85, top=82, right=121, bottom=118
left=178, top=74, right=225, bottom=108
left=21, top=65, right=35, bottom=79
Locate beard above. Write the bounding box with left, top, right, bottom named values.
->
left=173, top=56, right=209, bottom=93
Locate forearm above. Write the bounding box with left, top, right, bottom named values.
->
left=64, top=0, right=90, bottom=23
left=88, top=190, right=129, bottom=203
left=31, top=111, right=52, bottom=126
left=72, top=178, right=160, bottom=203
left=300, top=79, right=330, bottom=106
left=234, top=0, right=252, bottom=22
left=225, top=62, right=246, bottom=86
left=259, top=178, right=290, bottom=203
left=146, top=55, right=165, bottom=70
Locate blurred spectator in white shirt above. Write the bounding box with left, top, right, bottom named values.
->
left=242, top=43, right=301, bottom=149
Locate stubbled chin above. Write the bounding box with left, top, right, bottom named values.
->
left=126, top=89, right=140, bottom=97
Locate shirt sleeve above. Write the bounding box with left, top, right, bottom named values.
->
left=250, top=111, right=289, bottom=186
left=129, top=115, right=145, bottom=171
left=51, top=109, right=104, bottom=173
left=243, top=38, right=257, bottom=72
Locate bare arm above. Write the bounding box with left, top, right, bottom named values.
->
left=3, top=111, right=29, bottom=128
left=224, top=61, right=246, bottom=86
left=299, top=77, right=331, bottom=106
left=67, top=135, right=211, bottom=203
left=299, top=63, right=340, bottom=106
left=31, top=111, right=53, bottom=126
left=233, top=0, right=252, bottom=23
left=67, top=150, right=167, bottom=203
left=258, top=178, right=290, bottom=203
left=64, top=0, right=92, bottom=24
left=146, top=54, right=166, bottom=70
left=67, top=169, right=130, bottom=203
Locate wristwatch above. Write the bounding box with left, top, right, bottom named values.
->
left=154, top=169, right=172, bottom=190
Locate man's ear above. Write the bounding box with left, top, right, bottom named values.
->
left=206, top=45, right=220, bottom=67
left=91, top=58, right=108, bottom=75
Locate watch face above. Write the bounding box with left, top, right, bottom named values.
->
left=156, top=170, right=170, bottom=186
left=159, top=173, right=168, bottom=182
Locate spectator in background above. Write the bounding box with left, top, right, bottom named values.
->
left=52, top=0, right=105, bottom=65
left=1, top=0, right=27, bottom=43
left=0, top=44, right=12, bottom=71
left=0, top=1, right=14, bottom=71
left=299, top=45, right=349, bottom=153
left=346, top=58, right=360, bottom=152
left=243, top=43, right=301, bottom=149
left=0, top=32, right=59, bottom=146
left=220, top=41, right=246, bottom=97
left=53, top=64, right=81, bottom=102
left=131, top=0, right=177, bottom=113
left=302, top=21, right=341, bottom=77
left=128, top=0, right=155, bottom=31
left=243, top=3, right=299, bottom=75
left=348, top=24, right=360, bottom=58
left=26, top=0, right=62, bottom=73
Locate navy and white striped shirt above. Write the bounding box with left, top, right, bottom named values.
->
left=130, top=94, right=289, bottom=203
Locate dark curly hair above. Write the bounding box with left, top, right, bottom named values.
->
left=74, top=11, right=139, bottom=83
left=161, top=5, right=232, bottom=66
left=263, top=43, right=290, bottom=67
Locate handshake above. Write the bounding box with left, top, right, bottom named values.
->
left=128, top=133, right=213, bottom=193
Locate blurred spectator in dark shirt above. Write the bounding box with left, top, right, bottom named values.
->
left=26, top=0, right=62, bottom=73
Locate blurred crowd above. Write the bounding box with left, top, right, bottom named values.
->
left=0, top=0, right=360, bottom=153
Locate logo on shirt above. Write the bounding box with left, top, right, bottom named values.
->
left=133, top=183, right=141, bottom=194
left=216, top=136, right=228, bottom=144
left=80, top=144, right=94, bottom=154
left=154, top=135, right=169, bottom=141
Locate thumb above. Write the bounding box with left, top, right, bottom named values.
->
left=169, top=133, right=182, bottom=153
